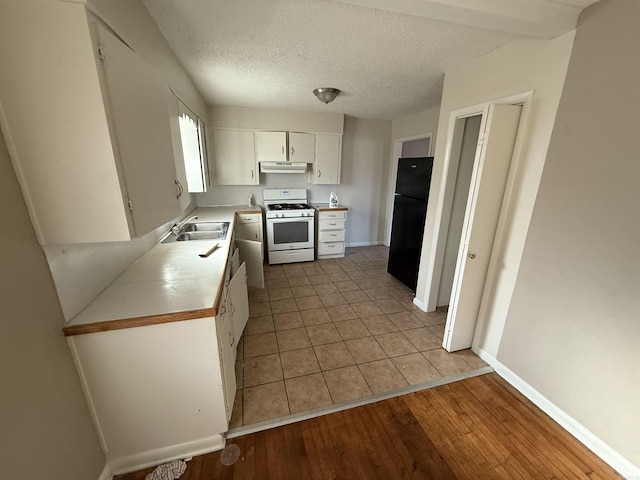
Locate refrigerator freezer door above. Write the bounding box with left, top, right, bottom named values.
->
left=395, top=157, right=434, bottom=200
left=387, top=195, right=428, bottom=290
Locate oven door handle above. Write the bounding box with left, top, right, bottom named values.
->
left=267, top=216, right=314, bottom=223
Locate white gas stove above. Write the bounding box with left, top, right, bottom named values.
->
left=263, top=189, right=315, bottom=264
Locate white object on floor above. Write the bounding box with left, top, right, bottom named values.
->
left=144, top=459, right=187, bottom=480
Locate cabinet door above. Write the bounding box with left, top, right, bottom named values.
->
left=289, top=132, right=315, bottom=163
left=255, top=131, right=287, bottom=163
left=217, top=308, right=236, bottom=422
left=212, top=130, right=258, bottom=185
left=237, top=239, right=265, bottom=289
left=311, top=134, right=342, bottom=184
left=164, top=88, right=191, bottom=211
left=229, top=262, right=250, bottom=344
left=236, top=222, right=261, bottom=242
left=98, top=24, right=182, bottom=236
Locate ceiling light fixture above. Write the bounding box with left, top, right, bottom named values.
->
left=313, top=88, right=340, bottom=104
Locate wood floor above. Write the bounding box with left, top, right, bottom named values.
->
left=116, top=373, right=622, bottom=479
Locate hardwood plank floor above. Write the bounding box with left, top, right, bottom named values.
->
left=115, top=373, right=623, bottom=479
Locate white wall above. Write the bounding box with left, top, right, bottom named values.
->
left=199, top=107, right=391, bottom=246
left=498, top=0, right=640, bottom=469
left=0, top=129, right=105, bottom=479
left=414, top=32, right=576, bottom=355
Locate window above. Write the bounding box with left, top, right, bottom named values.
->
left=178, top=102, right=209, bottom=192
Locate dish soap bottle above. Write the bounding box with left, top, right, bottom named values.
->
left=329, top=192, right=338, bottom=208
left=248, top=193, right=255, bottom=207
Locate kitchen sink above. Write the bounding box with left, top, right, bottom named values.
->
left=161, top=222, right=229, bottom=243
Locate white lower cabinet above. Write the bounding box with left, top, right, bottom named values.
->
left=235, top=212, right=265, bottom=288
left=317, top=209, right=348, bottom=259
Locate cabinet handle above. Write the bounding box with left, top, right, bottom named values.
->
left=251, top=169, right=254, bottom=179
left=290, top=146, right=294, bottom=156
left=175, top=179, right=184, bottom=199
left=229, top=331, right=234, bottom=347
left=281, top=145, right=285, bottom=155
left=317, top=170, right=321, bottom=177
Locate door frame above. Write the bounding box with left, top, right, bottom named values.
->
left=385, top=132, right=434, bottom=246
left=416, top=91, right=533, bottom=346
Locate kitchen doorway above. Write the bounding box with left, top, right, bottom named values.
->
left=385, top=133, right=433, bottom=246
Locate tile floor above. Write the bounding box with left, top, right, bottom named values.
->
left=231, top=245, right=488, bottom=428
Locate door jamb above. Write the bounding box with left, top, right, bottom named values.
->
left=416, top=91, right=534, bottom=321
left=385, top=132, right=433, bottom=246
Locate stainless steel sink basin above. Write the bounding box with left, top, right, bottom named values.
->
left=161, top=222, right=229, bottom=243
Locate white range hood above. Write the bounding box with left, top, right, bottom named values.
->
left=259, top=162, right=307, bottom=174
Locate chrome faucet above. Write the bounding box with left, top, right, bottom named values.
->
left=171, top=215, right=198, bottom=236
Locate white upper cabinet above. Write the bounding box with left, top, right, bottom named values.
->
left=164, top=89, right=191, bottom=211
left=0, top=2, right=183, bottom=244
left=255, top=131, right=315, bottom=163
left=309, top=134, right=342, bottom=185
left=211, top=129, right=258, bottom=185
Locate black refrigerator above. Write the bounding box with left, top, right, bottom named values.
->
left=387, top=157, right=434, bottom=291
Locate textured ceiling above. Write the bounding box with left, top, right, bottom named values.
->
left=144, top=0, right=598, bottom=120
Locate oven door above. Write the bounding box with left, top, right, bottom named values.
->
left=266, top=216, right=314, bottom=251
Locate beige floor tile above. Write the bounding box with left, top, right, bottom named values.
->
left=403, top=327, right=442, bottom=351
left=313, top=283, right=339, bottom=295
left=375, top=332, right=418, bottom=357
left=243, top=353, right=283, bottom=387
left=283, top=264, right=306, bottom=277
left=308, top=273, right=332, bottom=285
left=264, top=269, right=287, bottom=280
left=363, top=287, right=394, bottom=301
left=266, top=278, right=290, bottom=290
left=285, top=373, right=333, bottom=414
left=307, top=323, right=343, bottom=345
left=302, top=264, right=325, bottom=276
left=244, top=332, right=278, bottom=358
left=456, top=349, right=489, bottom=369
left=327, top=271, right=351, bottom=283
left=319, top=262, right=342, bottom=274
left=345, top=337, right=387, bottom=364
left=244, top=315, right=275, bottom=335
left=335, top=319, right=371, bottom=340
left=341, top=290, right=371, bottom=304
left=235, top=359, right=243, bottom=389
left=387, top=311, right=423, bottom=331
left=291, top=285, right=317, bottom=298
left=358, top=359, right=408, bottom=394
left=273, top=311, right=304, bottom=331
left=422, top=349, right=474, bottom=376
left=326, top=304, right=359, bottom=322
left=280, top=348, right=321, bottom=379
left=243, top=381, right=289, bottom=424
left=356, top=278, right=382, bottom=290
left=249, top=302, right=272, bottom=318
left=428, top=324, right=446, bottom=340
left=348, top=270, right=370, bottom=281
left=295, top=295, right=325, bottom=311
left=229, top=390, right=243, bottom=428
left=323, top=366, right=372, bottom=404
left=276, top=327, right=311, bottom=351
left=413, top=310, right=448, bottom=326
left=333, top=280, right=360, bottom=292
left=392, top=353, right=442, bottom=385
left=375, top=298, right=407, bottom=314
left=351, top=301, right=384, bottom=318
left=361, top=315, right=398, bottom=335
left=248, top=288, right=270, bottom=304
left=300, top=307, right=332, bottom=326
left=336, top=262, right=360, bottom=273
left=287, top=275, right=311, bottom=286
left=270, top=298, right=299, bottom=314
left=319, top=292, right=347, bottom=307
left=268, top=287, right=293, bottom=300
left=314, top=342, right=355, bottom=370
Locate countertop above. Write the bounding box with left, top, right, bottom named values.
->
left=63, top=206, right=262, bottom=336
left=311, top=203, right=348, bottom=211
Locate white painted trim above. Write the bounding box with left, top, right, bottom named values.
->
left=345, top=241, right=383, bottom=247
left=97, top=464, right=112, bottom=480
left=385, top=132, right=434, bottom=246
left=227, top=366, right=493, bottom=439
left=108, top=434, right=225, bottom=475
left=412, top=296, right=428, bottom=312
left=475, top=348, right=640, bottom=480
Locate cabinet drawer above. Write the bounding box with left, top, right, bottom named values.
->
left=318, top=210, right=346, bottom=221
left=319, top=230, right=345, bottom=242
left=317, top=241, right=345, bottom=255
left=319, top=219, right=345, bottom=230
left=236, top=213, right=260, bottom=224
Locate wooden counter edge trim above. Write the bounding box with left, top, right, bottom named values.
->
left=316, top=206, right=348, bottom=212
left=235, top=208, right=262, bottom=215
left=62, top=306, right=219, bottom=336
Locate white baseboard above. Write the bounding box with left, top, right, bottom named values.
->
left=108, top=434, right=225, bottom=475
left=345, top=241, right=383, bottom=247
left=475, top=348, right=640, bottom=480
left=412, top=296, right=427, bottom=311
left=97, top=464, right=112, bottom=480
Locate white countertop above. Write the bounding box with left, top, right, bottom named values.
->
left=66, top=206, right=260, bottom=331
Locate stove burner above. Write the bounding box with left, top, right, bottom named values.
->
left=268, top=203, right=312, bottom=211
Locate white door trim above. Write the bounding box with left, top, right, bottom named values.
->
left=416, top=91, right=533, bottom=325
left=385, top=132, right=434, bottom=246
